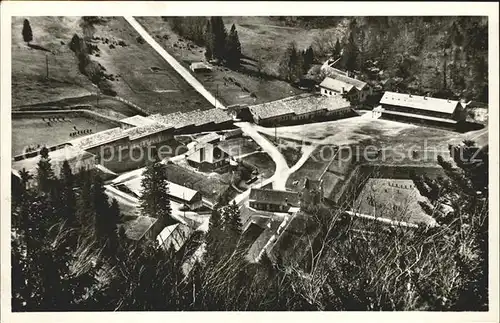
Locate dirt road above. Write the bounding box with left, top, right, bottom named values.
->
left=124, top=16, right=226, bottom=110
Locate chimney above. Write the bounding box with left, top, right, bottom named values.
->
left=342, top=87, right=345, bottom=94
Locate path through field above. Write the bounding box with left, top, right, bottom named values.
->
left=124, top=16, right=226, bottom=109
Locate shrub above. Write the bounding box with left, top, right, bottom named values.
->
left=136, top=36, right=145, bottom=44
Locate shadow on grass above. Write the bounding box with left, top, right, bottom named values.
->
left=28, top=43, right=52, bottom=53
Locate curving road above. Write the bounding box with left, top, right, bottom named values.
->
left=124, top=16, right=226, bottom=110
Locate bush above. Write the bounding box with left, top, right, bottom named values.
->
left=136, top=36, right=145, bottom=44
left=118, top=40, right=127, bottom=47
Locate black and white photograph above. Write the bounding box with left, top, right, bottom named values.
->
left=1, top=1, right=498, bottom=320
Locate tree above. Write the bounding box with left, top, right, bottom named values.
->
left=60, top=161, right=77, bottom=226
left=22, top=19, right=33, bottom=45
left=140, top=161, right=172, bottom=226
left=225, top=24, right=242, bottom=68
left=36, top=147, right=55, bottom=194
left=209, top=17, right=227, bottom=61
left=89, top=174, right=111, bottom=241
left=333, top=38, right=342, bottom=58
left=302, top=46, right=315, bottom=72
left=340, top=32, right=359, bottom=71
left=204, top=19, right=214, bottom=60
left=278, top=41, right=303, bottom=83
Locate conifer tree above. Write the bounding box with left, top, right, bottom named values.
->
left=60, top=160, right=77, bottom=225
left=22, top=19, right=33, bottom=45
left=36, top=147, right=55, bottom=194
left=140, top=161, right=172, bottom=225
left=209, top=17, right=227, bottom=61
left=225, top=24, right=242, bottom=68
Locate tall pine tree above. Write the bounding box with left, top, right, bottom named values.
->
left=140, top=161, right=172, bottom=226
left=225, top=24, right=242, bottom=68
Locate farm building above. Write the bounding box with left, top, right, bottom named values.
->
left=319, top=75, right=372, bottom=103
left=168, top=181, right=203, bottom=211
left=377, top=91, right=467, bottom=127
left=249, top=94, right=352, bottom=127
left=189, top=62, right=213, bottom=73
left=186, top=133, right=229, bottom=171
left=249, top=188, right=300, bottom=213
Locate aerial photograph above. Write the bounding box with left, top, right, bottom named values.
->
left=9, top=14, right=490, bottom=312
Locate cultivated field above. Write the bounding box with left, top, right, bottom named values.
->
left=91, top=17, right=212, bottom=114
left=12, top=115, right=115, bottom=156
left=11, top=17, right=95, bottom=106
left=135, top=17, right=304, bottom=107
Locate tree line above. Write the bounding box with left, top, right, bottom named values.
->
left=166, top=17, right=242, bottom=69
left=11, top=141, right=488, bottom=310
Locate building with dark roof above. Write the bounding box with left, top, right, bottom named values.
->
left=249, top=188, right=300, bottom=213
left=377, top=91, right=467, bottom=127
left=249, top=94, right=352, bottom=127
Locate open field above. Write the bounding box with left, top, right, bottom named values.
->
left=223, top=16, right=348, bottom=76
left=12, top=17, right=95, bottom=106
left=354, top=178, right=437, bottom=226
left=135, top=17, right=304, bottom=107
left=91, top=17, right=212, bottom=114
left=239, top=152, right=276, bottom=179
left=12, top=115, right=115, bottom=156
left=259, top=116, right=487, bottom=151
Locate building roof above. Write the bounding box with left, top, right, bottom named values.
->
left=123, top=216, right=158, bottom=241
left=190, top=62, right=212, bottom=70
left=194, top=132, right=220, bottom=145
left=156, top=223, right=193, bottom=251
left=121, top=115, right=158, bottom=127
left=319, top=77, right=355, bottom=93
left=169, top=181, right=200, bottom=203
left=333, top=74, right=368, bottom=91
left=119, top=175, right=200, bottom=204
left=249, top=188, right=300, bottom=207
left=69, top=127, right=129, bottom=150
left=380, top=91, right=460, bottom=115
left=124, top=122, right=172, bottom=140
left=249, top=94, right=351, bottom=120
left=148, top=108, right=231, bottom=130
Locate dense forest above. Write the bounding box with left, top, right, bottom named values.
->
left=295, top=16, right=489, bottom=102
left=11, top=142, right=488, bottom=311
left=163, top=16, right=488, bottom=103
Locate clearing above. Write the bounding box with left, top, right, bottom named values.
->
left=91, top=17, right=213, bottom=114
left=135, top=17, right=304, bottom=107
left=11, top=17, right=95, bottom=106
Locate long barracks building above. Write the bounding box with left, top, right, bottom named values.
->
left=376, top=91, right=467, bottom=127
